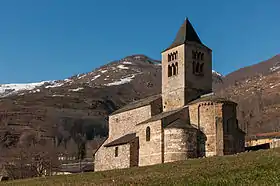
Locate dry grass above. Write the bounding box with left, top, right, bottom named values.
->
left=2, top=148, right=280, bottom=186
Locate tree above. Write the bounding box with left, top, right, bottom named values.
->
left=29, top=142, right=60, bottom=176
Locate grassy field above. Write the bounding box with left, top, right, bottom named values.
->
left=2, top=148, right=280, bottom=186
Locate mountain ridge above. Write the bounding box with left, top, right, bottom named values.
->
left=0, top=53, right=279, bottom=157
left=0, top=54, right=223, bottom=98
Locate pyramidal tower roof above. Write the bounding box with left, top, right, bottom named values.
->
left=162, top=18, right=203, bottom=52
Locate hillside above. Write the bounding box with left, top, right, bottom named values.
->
left=0, top=54, right=221, bottom=152
left=2, top=148, right=280, bottom=185
left=0, top=54, right=279, bottom=156
left=216, top=54, right=280, bottom=135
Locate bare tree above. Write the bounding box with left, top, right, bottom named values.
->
left=28, top=142, right=60, bottom=176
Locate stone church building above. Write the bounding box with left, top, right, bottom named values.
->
left=94, top=18, right=245, bottom=171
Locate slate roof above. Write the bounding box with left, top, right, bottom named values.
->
left=187, top=94, right=237, bottom=105
left=104, top=133, right=137, bottom=147
left=165, top=119, right=196, bottom=129
left=162, top=18, right=207, bottom=52
left=111, top=94, right=161, bottom=115
left=137, top=106, right=187, bottom=126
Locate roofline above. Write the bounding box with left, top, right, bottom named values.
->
left=110, top=104, right=150, bottom=116
left=187, top=98, right=237, bottom=106
left=161, top=41, right=212, bottom=53
left=104, top=133, right=137, bottom=147
left=136, top=106, right=188, bottom=126
left=110, top=94, right=161, bottom=116
left=104, top=140, right=134, bottom=147
left=92, top=137, right=108, bottom=156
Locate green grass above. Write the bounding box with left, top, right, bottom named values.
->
left=2, top=148, right=280, bottom=186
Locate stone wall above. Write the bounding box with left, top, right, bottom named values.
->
left=161, top=42, right=212, bottom=112
left=189, top=102, right=223, bottom=157
left=235, top=129, right=245, bottom=152
left=108, top=105, right=152, bottom=141
left=164, top=127, right=197, bottom=162
left=162, top=45, right=186, bottom=112
left=189, top=102, right=224, bottom=157
left=162, top=107, right=189, bottom=126
left=95, top=144, right=130, bottom=171
left=129, top=138, right=139, bottom=167
left=222, top=103, right=245, bottom=155
left=136, top=120, right=163, bottom=166
left=95, top=104, right=152, bottom=171
left=185, top=43, right=212, bottom=102
left=151, top=97, right=163, bottom=116
left=215, top=113, right=224, bottom=156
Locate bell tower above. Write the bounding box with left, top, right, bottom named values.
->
left=161, top=18, right=212, bottom=112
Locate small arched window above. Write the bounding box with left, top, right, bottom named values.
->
left=199, top=63, right=204, bottom=73
left=195, top=62, right=200, bottom=73
left=201, top=53, right=204, bottom=61
left=168, top=54, right=171, bottom=62
left=192, top=61, right=196, bottom=73
left=168, top=65, right=172, bottom=77
left=146, top=126, right=151, bottom=141
left=115, top=147, right=118, bottom=157
left=172, top=63, right=176, bottom=75
left=175, top=62, right=178, bottom=75
left=197, top=52, right=201, bottom=60
left=192, top=51, right=197, bottom=59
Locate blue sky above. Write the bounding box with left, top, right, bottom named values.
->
left=0, top=0, right=279, bottom=83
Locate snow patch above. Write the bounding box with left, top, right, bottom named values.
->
left=45, top=82, right=64, bottom=88
left=100, top=70, right=108, bottom=73
left=0, top=81, right=49, bottom=95
left=91, top=74, right=101, bottom=81
left=117, top=65, right=129, bottom=70
left=270, top=82, right=280, bottom=89
left=64, top=78, right=72, bottom=83
left=105, top=75, right=135, bottom=86
left=52, top=94, right=64, bottom=97
left=122, top=61, right=132, bottom=65
left=270, top=64, right=280, bottom=72
left=69, top=87, right=84, bottom=92
left=78, top=74, right=86, bottom=79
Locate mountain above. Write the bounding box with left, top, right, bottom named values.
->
left=0, top=54, right=279, bottom=154
left=0, top=54, right=222, bottom=98
left=0, top=54, right=223, bottom=155
left=218, top=54, right=280, bottom=89
left=215, top=54, right=280, bottom=135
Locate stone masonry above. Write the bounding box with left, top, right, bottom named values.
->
left=93, top=18, right=246, bottom=172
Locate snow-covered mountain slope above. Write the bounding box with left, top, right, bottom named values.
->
left=0, top=81, right=49, bottom=97
left=0, top=53, right=280, bottom=151
left=0, top=54, right=223, bottom=98
left=0, top=80, right=68, bottom=97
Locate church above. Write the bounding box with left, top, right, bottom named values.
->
left=94, top=18, right=246, bottom=171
